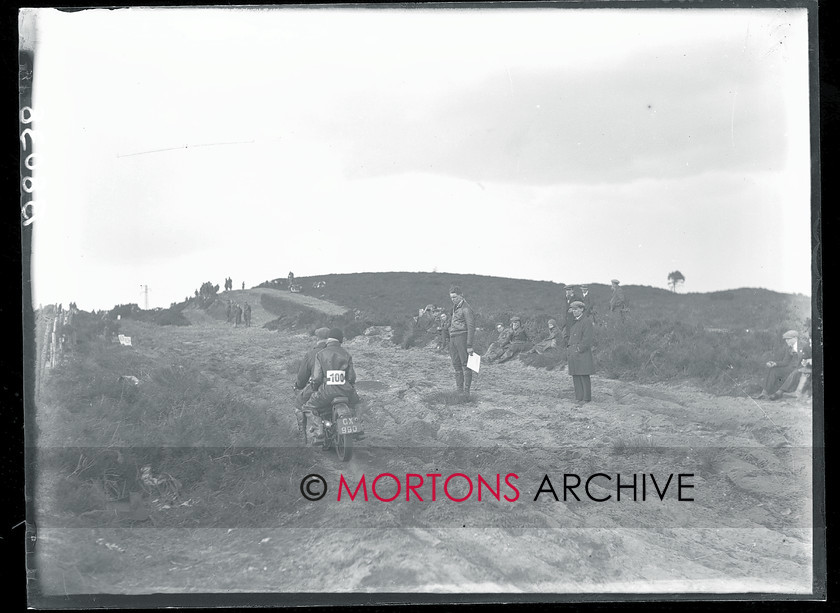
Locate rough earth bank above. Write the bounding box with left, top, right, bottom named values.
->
left=32, top=290, right=814, bottom=595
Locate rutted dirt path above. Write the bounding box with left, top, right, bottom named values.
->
left=33, top=299, right=815, bottom=595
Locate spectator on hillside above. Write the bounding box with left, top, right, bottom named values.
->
left=243, top=302, right=252, bottom=327
left=526, top=319, right=561, bottom=355
left=567, top=301, right=595, bottom=404
left=580, top=285, right=598, bottom=324
left=242, top=282, right=245, bottom=290
left=758, top=330, right=811, bottom=400
left=226, top=300, right=232, bottom=324
left=483, top=323, right=512, bottom=364
left=234, top=303, right=243, bottom=327
left=402, top=305, right=442, bottom=349
left=609, top=279, right=629, bottom=320
left=436, top=313, right=450, bottom=352
left=448, top=285, right=476, bottom=398
left=497, top=316, right=532, bottom=363
left=781, top=332, right=813, bottom=399
left=562, top=285, right=581, bottom=346
left=416, top=305, right=438, bottom=332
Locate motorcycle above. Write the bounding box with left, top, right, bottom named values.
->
left=299, top=396, right=364, bottom=461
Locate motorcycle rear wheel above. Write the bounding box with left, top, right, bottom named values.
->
left=335, top=432, right=353, bottom=462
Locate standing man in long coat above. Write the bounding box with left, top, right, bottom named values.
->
left=567, top=301, right=595, bottom=404
left=448, top=285, right=476, bottom=398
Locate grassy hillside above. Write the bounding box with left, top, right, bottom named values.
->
left=258, top=272, right=813, bottom=394
left=261, top=272, right=810, bottom=334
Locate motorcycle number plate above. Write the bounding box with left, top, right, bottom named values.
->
left=338, top=416, right=362, bottom=435
left=325, top=370, right=346, bottom=385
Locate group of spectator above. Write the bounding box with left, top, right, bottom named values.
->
left=226, top=299, right=252, bottom=328
left=407, top=304, right=450, bottom=351
left=223, top=277, right=245, bottom=292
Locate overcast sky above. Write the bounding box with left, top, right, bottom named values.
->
left=24, top=6, right=813, bottom=310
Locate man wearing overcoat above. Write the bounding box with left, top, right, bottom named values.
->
left=567, top=301, right=595, bottom=403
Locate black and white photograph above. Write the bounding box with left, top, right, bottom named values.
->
left=21, top=2, right=823, bottom=604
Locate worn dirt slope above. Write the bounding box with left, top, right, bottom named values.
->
left=34, top=289, right=814, bottom=595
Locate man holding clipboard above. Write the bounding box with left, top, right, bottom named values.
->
left=448, top=285, right=477, bottom=398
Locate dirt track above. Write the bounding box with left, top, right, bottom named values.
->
left=33, top=290, right=815, bottom=595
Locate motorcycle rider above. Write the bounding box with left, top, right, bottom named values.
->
left=302, top=328, right=360, bottom=445
left=293, top=327, right=331, bottom=429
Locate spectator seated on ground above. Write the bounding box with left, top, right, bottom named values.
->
left=497, top=317, right=532, bottom=363
left=415, top=305, right=439, bottom=332
left=483, top=323, right=512, bottom=364
left=526, top=319, right=561, bottom=355
left=772, top=333, right=813, bottom=400
left=758, top=330, right=811, bottom=400
left=402, top=305, right=441, bottom=349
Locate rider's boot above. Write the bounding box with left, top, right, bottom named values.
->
left=303, top=410, right=324, bottom=445
left=294, top=408, right=305, bottom=432
left=454, top=370, right=464, bottom=394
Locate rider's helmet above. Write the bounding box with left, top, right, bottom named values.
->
left=328, top=328, right=344, bottom=343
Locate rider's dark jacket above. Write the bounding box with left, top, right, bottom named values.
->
left=449, top=298, right=475, bottom=347
left=295, top=340, right=328, bottom=390
left=310, top=340, right=357, bottom=399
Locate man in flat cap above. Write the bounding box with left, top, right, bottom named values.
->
left=563, top=285, right=582, bottom=347
left=609, top=279, right=628, bottom=320
left=579, top=284, right=598, bottom=324
left=497, top=316, right=532, bottom=363
left=567, top=301, right=595, bottom=404
left=527, top=319, right=561, bottom=355
left=448, top=285, right=476, bottom=397
left=758, top=330, right=812, bottom=400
